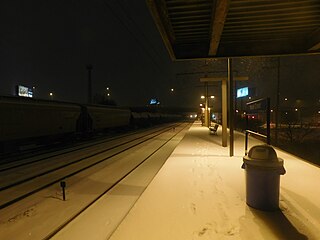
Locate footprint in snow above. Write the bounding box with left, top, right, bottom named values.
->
left=190, top=203, right=196, bottom=215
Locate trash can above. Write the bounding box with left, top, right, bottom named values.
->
left=242, top=145, right=286, bottom=211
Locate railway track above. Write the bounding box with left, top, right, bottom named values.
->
left=0, top=127, right=162, bottom=170
left=0, top=122, right=190, bottom=240
left=0, top=123, right=182, bottom=209
left=47, top=122, right=191, bottom=240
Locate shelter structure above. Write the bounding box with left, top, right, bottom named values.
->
left=146, top=0, right=320, bottom=156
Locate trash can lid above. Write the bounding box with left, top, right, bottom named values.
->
left=243, top=145, right=284, bottom=168
left=247, top=144, right=278, bottom=160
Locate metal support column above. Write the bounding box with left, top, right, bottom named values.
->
left=228, top=58, right=234, bottom=156
left=275, top=57, right=280, bottom=145
left=222, top=79, right=228, bottom=147
left=205, top=82, right=209, bottom=127
left=266, top=97, right=271, bottom=145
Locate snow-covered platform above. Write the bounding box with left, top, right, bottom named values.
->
left=109, top=121, right=319, bottom=240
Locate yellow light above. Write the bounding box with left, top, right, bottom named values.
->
left=201, top=96, right=205, bottom=99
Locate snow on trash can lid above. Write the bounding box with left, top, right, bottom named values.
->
left=248, top=145, right=278, bottom=161
left=243, top=145, right=285, bottom=169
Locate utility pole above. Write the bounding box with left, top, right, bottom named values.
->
left=86, top=64, right=93, bottom=104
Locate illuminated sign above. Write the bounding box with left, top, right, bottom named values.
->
left=237, top=87, right=248, bottom=98
left=17, top=85, right=33, bottom=98
left=149, top=98, right=160, bottom=105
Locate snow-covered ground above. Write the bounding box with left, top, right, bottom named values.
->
left=108, top=121, right=319, bottom=240
left=1, top=121, right=319, bottom=240
left=0, top=124, right=190, bottom=240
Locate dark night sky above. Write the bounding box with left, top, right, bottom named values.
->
left=0, top=0, right=175, bottom=106
left=1, top=0, right=320, bottom=109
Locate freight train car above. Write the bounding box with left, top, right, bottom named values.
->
left=130, top=112, right=152, bottom=127
left=86, top=105, right=131, bottom=132
left=0, top=97, right=132, bottom=152
left=0, top=96, right=183, bottom=153
left=0, top=96, right=81, bottom=144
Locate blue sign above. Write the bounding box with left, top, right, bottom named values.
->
left=149, top=98, right=160, bottom=105
left=237, top=87, right=248, bottom=98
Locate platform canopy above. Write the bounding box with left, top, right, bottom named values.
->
left=146, top=0, right=320, bottom=60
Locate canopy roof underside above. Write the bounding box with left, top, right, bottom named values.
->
left=146, top=0, right=320, bottom=59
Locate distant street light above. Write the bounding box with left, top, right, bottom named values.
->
left=49, top=92, right=53, bottom=100
left=106, top=87, right=111, bottom=99
left=170, top=88, right=174, bottom=92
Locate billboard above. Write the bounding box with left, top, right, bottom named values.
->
left=237, top=87, right=248, bottom=98
left=17, top=85, right=33, bottom=98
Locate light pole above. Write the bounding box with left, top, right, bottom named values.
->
left=210, top=95, right=215, bottom=123
left=32, top=86, right=36, bottom=98
left=200, top=94, right=215, bottom=127
left=200, top=94, right=209, bottom=127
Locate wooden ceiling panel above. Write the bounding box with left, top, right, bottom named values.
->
left=146, top=0, right=320, bottom=59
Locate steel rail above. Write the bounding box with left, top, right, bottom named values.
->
left=43, top=122, right=190, bottom=240
left=0, top=123, right=182, bottom=209
left=0, top=125, right=173, bottom=171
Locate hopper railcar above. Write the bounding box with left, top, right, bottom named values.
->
left=0, top=96, right=181, bottom=153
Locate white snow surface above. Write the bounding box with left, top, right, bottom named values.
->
left=1, top=121, right=319, bottom=240
left=109, top=121, right=319, bottom=240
